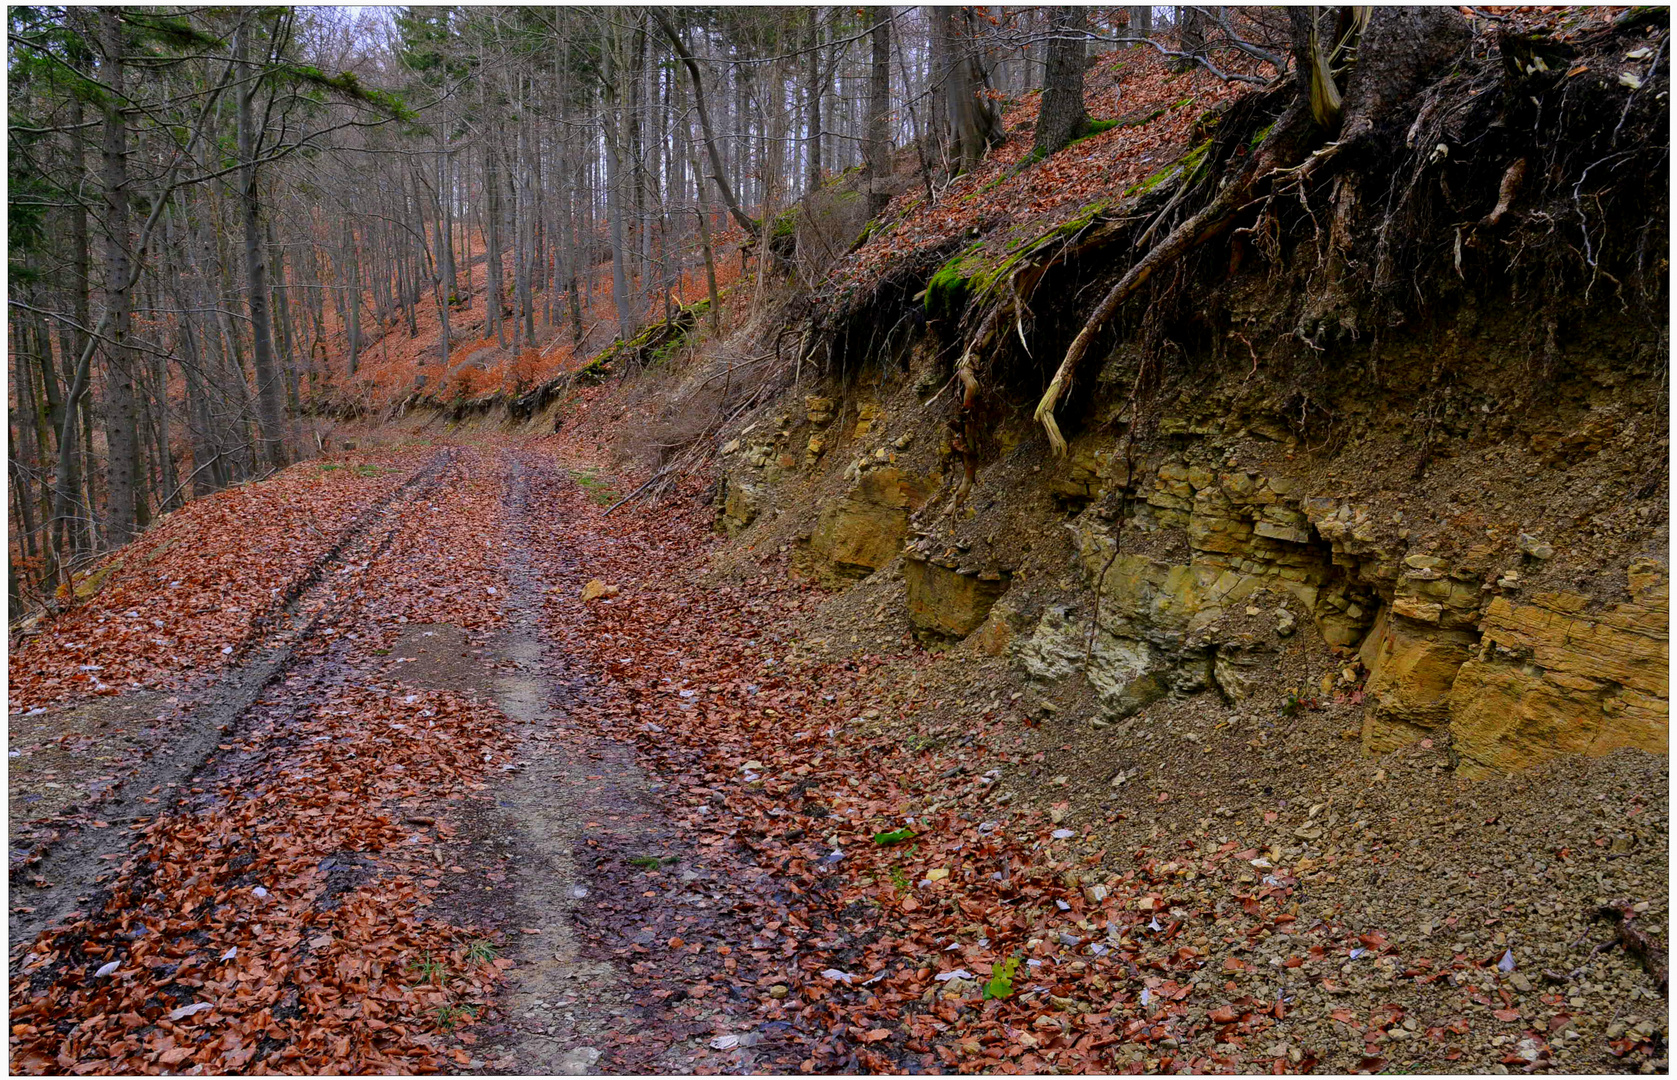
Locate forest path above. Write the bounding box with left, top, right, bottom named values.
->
left=9, top=444, right=786, bottom=1075
left=8, top=450, right=455, bottom=951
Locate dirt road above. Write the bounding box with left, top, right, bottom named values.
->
left=9, top=444, right=1668, bottom=1075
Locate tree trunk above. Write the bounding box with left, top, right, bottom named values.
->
left=933, top=7, right=1003, bottom=170
left=1176, top=6, right=1211, bottom=70
left=805, top=11, right=823, bottom=194
left=653, top=10, right=760, bottom=239
left=1033, top=7, right=1090, bottom=158
left=864, top=9, right=893, bottom=217
left=1128, top=5, right=1153, bottom=42
left=687, top=135, right=723, bottom=334
left=98, top=7, right=141, bottom=544
left=235, top=14, right=287, bottom=471
left=603, top=27, right=635, bottom=341
left=485, top=137, right=505, bottom=346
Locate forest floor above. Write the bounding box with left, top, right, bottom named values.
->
left=8, top=434, right=1668, bottom=1076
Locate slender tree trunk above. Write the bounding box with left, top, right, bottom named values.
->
left=864, top=8, right=893, bottom=217
left=486, top=136, right=505, bottom=346
left=98, top=7, right=141, bottom=544
left=267, top=215, right=300, bottom=412
left=602, top=27, right=635, bottom=341
left=1128, top=5, right=1153, bottom=42
left=516, top=99, right=536, bottom=347
left=235, top=14, right=286, bottom=470
left=653, top=10, right=760, bottom=239
left=687, top=136, right=722, bottom=334
left=805, top=10, right=823, bottom=194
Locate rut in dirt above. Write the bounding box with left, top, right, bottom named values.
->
left=8, top=450, right=456, bottom=953
left=8, top=449, right=526, bottom=1074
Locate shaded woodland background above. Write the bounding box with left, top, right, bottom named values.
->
left=9, top=6, right=1296, bottom=613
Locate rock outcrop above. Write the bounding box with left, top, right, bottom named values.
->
left=1448, top=559, right=1668, bottom=776
left=808, top=467, right=937, bottom=578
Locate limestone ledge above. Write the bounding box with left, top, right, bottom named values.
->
left=1025, top=444, right=1669, bottom=776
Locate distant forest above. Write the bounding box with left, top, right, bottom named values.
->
left=7, top=6, right=1278, bottom=609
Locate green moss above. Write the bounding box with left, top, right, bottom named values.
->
left=922, top=200, right=1115, bottom=321
left=1180, top=138, right=1212, bottom=182
left=924, top=243, right=987, bottom=319
left=1248, top=121, right=1276, bottom=150
left=771, top=206, right=799, bottom=239
left=1076, top=117, right=1121, bottom=141
left=1122, top=139, right=1210, bottom=199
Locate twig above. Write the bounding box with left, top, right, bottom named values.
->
left=601, top=466, right=675, bottom=517
left=1595, top=901, right=1668, bottom=994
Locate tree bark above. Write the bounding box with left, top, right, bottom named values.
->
left=805, top=10, right=823, bottom=194
left=932, top=7, right=1003, bottom=170
left=98, top=7, right=141, bottom=544
left=1033, top=7, right=1090, bottom=158
left=864, top=9, right=893, bottom=217
left=602, top=27, right=635, bottom=341
left=235, top=13, right=287, bottom=470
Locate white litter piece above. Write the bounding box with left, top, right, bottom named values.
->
left=168, top=1002, right=213, bottom=1021
left=934, top=969, right=975, bottom=982
left=94, top=961, right=121, bottom=978
left=821, top=968, right=855, bottom=984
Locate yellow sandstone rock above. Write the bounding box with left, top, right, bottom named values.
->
left=1448, top=561, right=1668, bottom=776
left=808, top=467, right=937, bottom=577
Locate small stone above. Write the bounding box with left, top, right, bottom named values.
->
left=1517, top=533, right=1555, bottom=560
left=580, top=579, right=619, bottom=602
left=769, top=984, right=789, bottom=999
left=1276, top=610, right=1297, bottom=637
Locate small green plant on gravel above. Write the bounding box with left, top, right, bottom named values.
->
left=888, top=866, right=911, bottom=894
left=983, top=955, right=1021, bottom=1000
left=464, top=940, right=498, bottom=965
left=874, top=827, right=916, bottom=845
left=354, top=463, right=388, bottom=478
left=407, top=952, right=448, bottom=986
left=628, top=854, right=680, bottom=870
left=319, top=463, right=343, bottom=473
left=434, top=1003, right=475, bottom=1030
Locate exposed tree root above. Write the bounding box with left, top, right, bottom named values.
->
left=1034, top=102, right=1312, bottom=454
